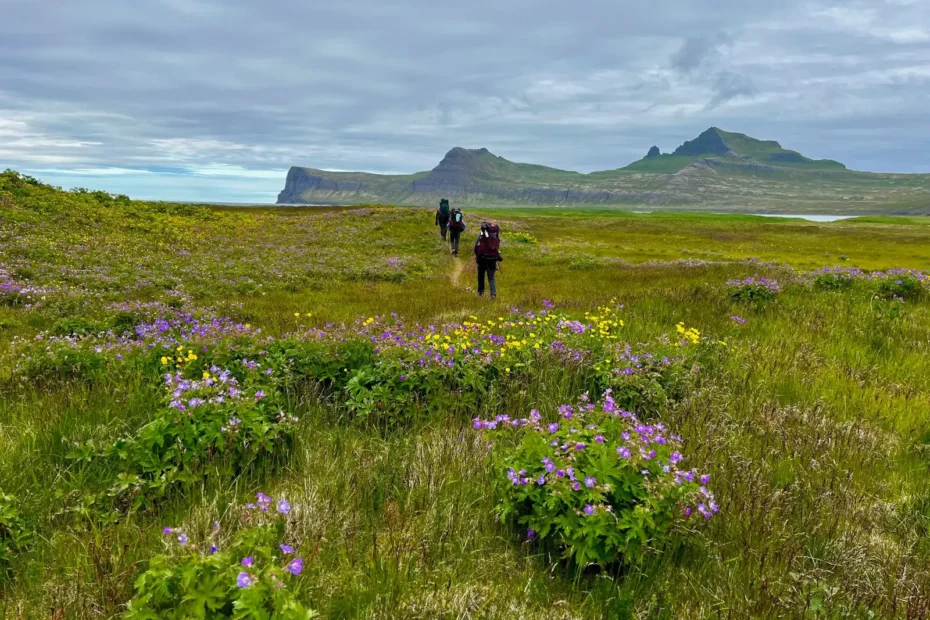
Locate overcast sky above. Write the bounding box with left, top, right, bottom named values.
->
left=1, top=0, right=928, bottom=202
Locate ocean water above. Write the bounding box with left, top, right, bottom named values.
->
left=748, top=214, right=857, bottom=222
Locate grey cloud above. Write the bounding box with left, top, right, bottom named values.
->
left=708, top=71, right=757, bottom=108
left=670, top=35, right=733, bottom=74
left=0, top=0, right=929, bottom=199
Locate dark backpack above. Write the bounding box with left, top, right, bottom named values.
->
left=476, top=222, right=501, bottom=259
left=438, top=198, right=450, bottom=217
left=450, top=208, right=465, bottom=231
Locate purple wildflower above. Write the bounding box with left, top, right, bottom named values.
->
left=584, top=505, right=595, bottom=516
left=237, top=572, right=252, bottom=588
left=277, top=499, right=290, bottom=514
left=242, top=557, right=254, bottom=568
left=280, top=544, right=294, bottom=555
left=286, top=557, right=304, bottom=575
left=584, top=476, right=596, bottom=488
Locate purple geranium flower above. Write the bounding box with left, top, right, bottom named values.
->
left=237, top=572, right=252, bottom=588
left=277, top=499, right=290, bottom=514
left=241, top=556, right=253, bottom=568
left=280, top=544, right=294, bottom=554
left=286, top=557, right=304, bottom=575
left=584, top=505, right=595, bottom=515
left=584, top=476, right=596, bottom=488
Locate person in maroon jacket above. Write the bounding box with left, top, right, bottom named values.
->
left=474, top=221, right=502, bottom=298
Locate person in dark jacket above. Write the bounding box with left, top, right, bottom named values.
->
left=435, top=198, right=450, bottom=240
left=474, top=221, right=502, bottom=298
left=448, top=207, right=466, bottom=256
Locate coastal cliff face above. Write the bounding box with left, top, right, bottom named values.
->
left=277, top=167, right=366, bottom=203
left=275, top=128, right=930, bottom=212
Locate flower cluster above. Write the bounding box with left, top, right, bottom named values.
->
left=475, top=392, right=716, bottom=566
left=127, top=493, right=313, bottom=618
left=727, top=275, right=781, bottom=307
left=807, top=266, right=927, bottom=300
left=675, top=322, right=701, bottom=345
left=74, top=360, right=300, bottom=512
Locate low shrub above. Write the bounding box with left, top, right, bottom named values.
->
left=474, top=393, right=716, bottom=566
left=727, top=275, right=780, bottom=307
left=69, top=363, right=299, bottom=513
left=0, top=492, right=33, bottom=576
left=505, top=232, right=538, bottom=245
left=872, top=274, right=924, bottom=302
left=124, top=493, right=316, bottom=619
left=812, top=267, right=859, bottom=291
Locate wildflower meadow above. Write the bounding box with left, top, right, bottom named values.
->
left=3, top=169, right=930, bottom=617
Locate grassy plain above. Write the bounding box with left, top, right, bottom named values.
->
left=2, top=171, right=930, bottom=618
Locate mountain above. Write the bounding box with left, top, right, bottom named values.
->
left=276, top=128, right=930, bottom=213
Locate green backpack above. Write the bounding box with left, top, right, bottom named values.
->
left=438, top=198, right=450, bottom=217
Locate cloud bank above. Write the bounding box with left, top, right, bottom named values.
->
left=1, top=0, right=928, bottom=200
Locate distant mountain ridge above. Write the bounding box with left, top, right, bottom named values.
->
left=276, top=128, right=930, bottom=213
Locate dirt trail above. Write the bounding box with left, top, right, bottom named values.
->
left=450, top=258, right=464, bottom=286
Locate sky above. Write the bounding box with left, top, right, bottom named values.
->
left=1, top=0, right=928, bottom=202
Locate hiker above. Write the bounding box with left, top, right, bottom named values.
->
left=448, top=206, right=466, bottom=256
left=474, top=221, right=502, bottom=299
left=435, top=198, right=450, bottom=240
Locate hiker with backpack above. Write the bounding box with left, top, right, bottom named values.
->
left=474, top=221, right=502, bottom=299
left=448, top=206, right=466, bottom=256
left=435, top=198, right=450, bottom=240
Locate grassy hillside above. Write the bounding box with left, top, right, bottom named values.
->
left=4, top=171, right=930, bottom=617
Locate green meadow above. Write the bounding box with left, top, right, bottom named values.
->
left=2, top=170, right=930, bottom=618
